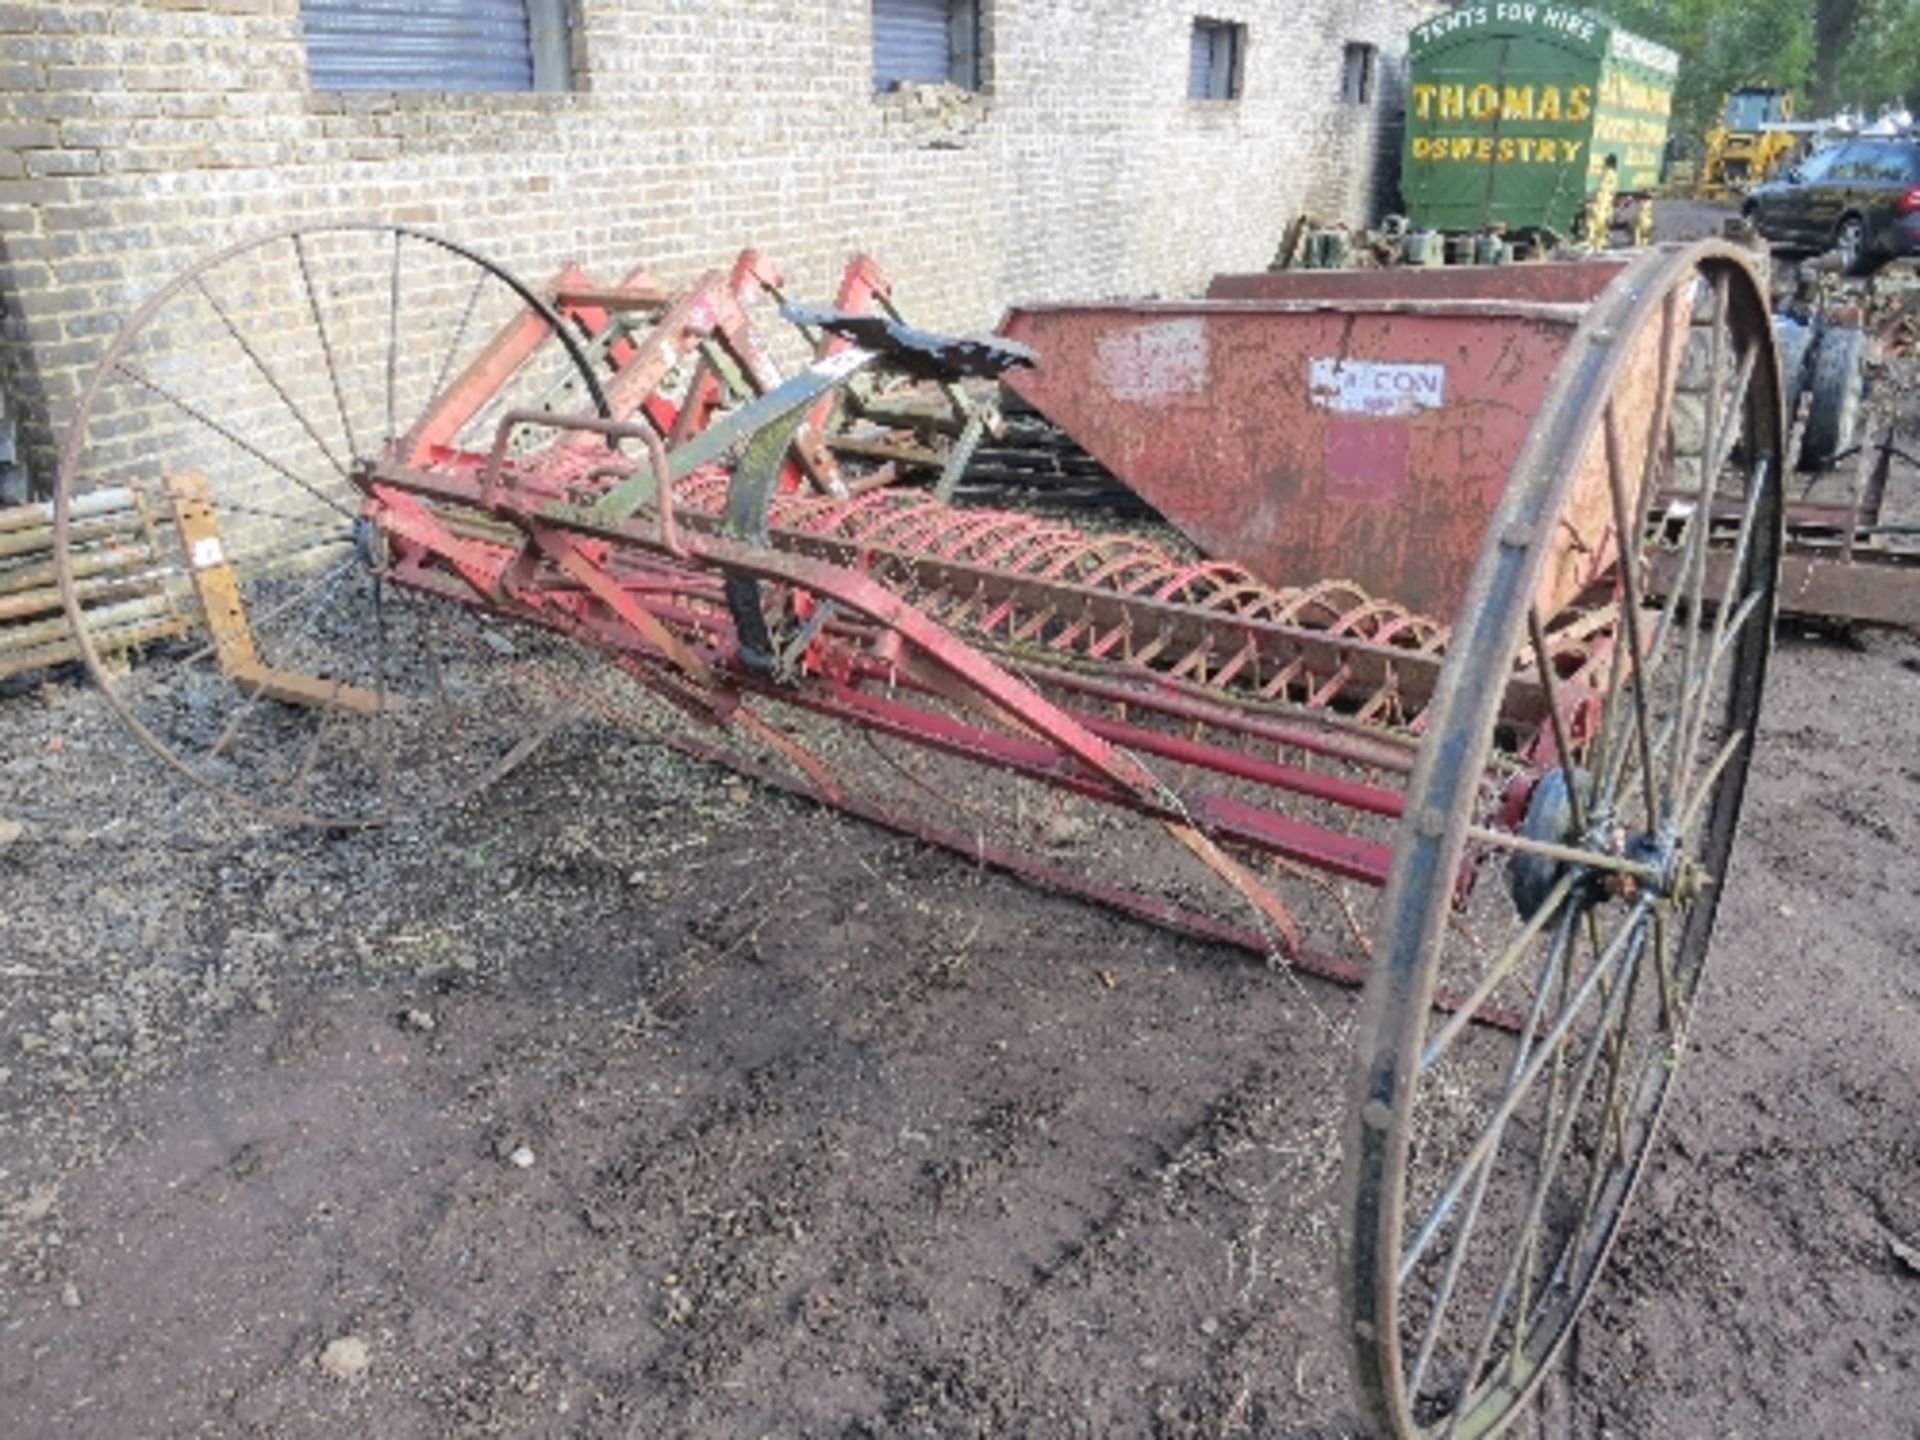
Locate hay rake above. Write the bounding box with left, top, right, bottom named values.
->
left=54, top=224, right=1782, bottom=1439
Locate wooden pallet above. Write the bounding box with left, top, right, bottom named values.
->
left=0, top=485, right=189, bottom=681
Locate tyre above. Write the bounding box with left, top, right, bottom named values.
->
left=1799, top=325, right=1868, bottom=473
left=1833, top=215, right=1876, bottom=277
left=1773, top=317, right=1814, bottom=420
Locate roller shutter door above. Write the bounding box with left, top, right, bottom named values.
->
left=873, top=0, right=952, bottom=90
left=1190, top=23, right=1238, bottom=100
left=301, top=0, right=535, bottom=92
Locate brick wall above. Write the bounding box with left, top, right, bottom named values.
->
left=0, top=0, right=1438, bottom=496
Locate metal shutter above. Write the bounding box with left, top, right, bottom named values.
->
left=873, top=0, right=952, bottom=91
left=1189, top=24, right=1214, bottom=99
left=1189, top=21, right=1238, bottom=99
left=301, top=0, right=535, bottom=92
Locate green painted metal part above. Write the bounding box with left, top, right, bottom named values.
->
left=1401, top=5, right=1678, bottom=235
left=586, top=350, right=875, bottom=525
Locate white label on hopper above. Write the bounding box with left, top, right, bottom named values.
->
left=1308, top=359, right=1447, bottom=416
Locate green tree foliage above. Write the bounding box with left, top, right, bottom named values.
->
left=1602, top=0, right=1812, bottom=135
left=1595, top=0, right=1917, bottom=131
left=1838, top=0, right=1920, bottom=111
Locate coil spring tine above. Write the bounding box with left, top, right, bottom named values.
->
left=651, top=478, right=1453, bottom=718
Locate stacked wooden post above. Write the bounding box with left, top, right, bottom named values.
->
left=0, top=486, right=189, bottom=680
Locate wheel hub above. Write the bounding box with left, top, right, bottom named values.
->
left=1510, top=772, right=1703, bottom=916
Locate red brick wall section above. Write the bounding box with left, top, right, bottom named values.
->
left=0, top=0, right=1440, bottom=493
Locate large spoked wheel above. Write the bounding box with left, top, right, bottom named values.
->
left=54, top=224, right=610, bottom=826
left=1346, top=243, right=1784, bottom=1439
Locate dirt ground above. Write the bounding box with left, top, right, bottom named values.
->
left=2, top=211, right=1918, bottom=1440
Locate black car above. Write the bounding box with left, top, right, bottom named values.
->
left=1744, top=136, right=1920, bottom=274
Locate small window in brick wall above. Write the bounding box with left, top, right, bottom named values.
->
left=873, top=0, right=983, bottom=92
left=1189, top=18, right=1245, bottom=101
left=300, top=0, right=574, bottom=93
left=1342, top=41, right=1378, bottom=105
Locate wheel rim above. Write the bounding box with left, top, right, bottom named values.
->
left=53, top=224, right=613, bottom=826
left=1837, top=219, right=1862, bottom=268
left=1346, top=243, right=1783, bottom=1439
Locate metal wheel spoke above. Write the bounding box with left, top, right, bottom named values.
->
left=404, top=267, right=491, bottom=457
left=390, top=581, right=467, bottom=750
left=1551, top=995, right=1676, bottom=1333
left=159, top=555, right=360, bottom=678
left=1606, top=581, right=1760, bottom=834
left=1421, top=872, right=1577, bottom=1072
left=191, top=272, right=347, bottom=477
left=1405, top=905, right=1581, bottom=1396
left=1601, top=402, right=1666, bottom=826
left=1587, top=920, right=1646, bottom=1176
left=1463, top=824, right=1662, bottom=887
left=1590, top=337, right=1754, bottom=801
left=1648, top=905, right=1680, bottom=1032
left=1713, top=459, right=1773, bottom=620
left=1583, top=592, right=1633, bottom=817
left=1640, top=345, right=1759, bottom=687
left=1600, top=700, right=1679, bottom=849
left=1670, top=349, right=1760, bottom=804
left=1643, top=486, right=1768, bottom=824
left=1440, top=906, right=1652, bottom=1416
left=293, top=230, right=362, bottom=462
left=1502, top=910, right=1650, bottom=1379
left=1675, top=457, right=1772, bottom=798
left=113, top=361, right=354, bottom=521
left=1711, top=584, right=1767, bottom=665
left=1526, top=608, right=1585, bottom=819
left=1676, top=727, right=1749, bottom=839
left=1584, top=286, right=1682, bottom=794
left=386, top=228, right=404, bottom=448
left=1666, top=277, right=1730, bottom=810
left=1408, top=1136, right=1509, bottom=1404
left=1400, top=899, right=1651, bottom=1284
left=1404, top=905, right=1578, bottom=1281
left=193, top=559, right=358, bottom=769
left=285, top=702, right=336, bottom=805
left=371, top=571, right=397, bottom=818
left=1515, top=909, right=1583, bottom=1356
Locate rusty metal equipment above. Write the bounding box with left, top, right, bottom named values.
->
left=1207, top=261, right=1919, bottom=632
left=1789, top=420, right=1920, bottom=623
left=54, top=225, right=1783, bottom=1439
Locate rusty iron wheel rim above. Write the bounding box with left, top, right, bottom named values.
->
left=53, top=222, right=610, bottom=828
left=1345, top=241, right=1785, bottom=1440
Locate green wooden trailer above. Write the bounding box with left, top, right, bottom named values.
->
left=1403, top=5, right=1678, bottom=236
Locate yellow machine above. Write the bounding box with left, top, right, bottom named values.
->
left=1697, top=86, right=1798, bottom=196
